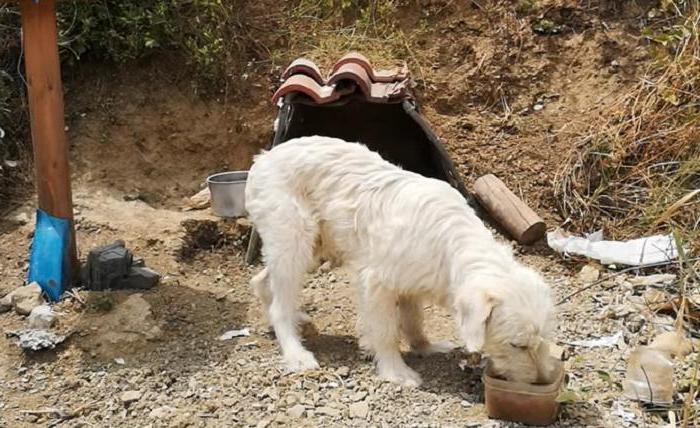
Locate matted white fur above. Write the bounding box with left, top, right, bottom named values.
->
left=245, top=136, right=556, bottom=386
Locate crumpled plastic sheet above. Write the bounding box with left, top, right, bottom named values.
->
left=218, top=327, right=250, bottom=341
left=567, top=331, right=624, bottom=348
left=547, top=229, right=678, bottom=266
left=6, top=329, right=66, bottom=351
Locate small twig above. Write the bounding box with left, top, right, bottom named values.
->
left=469, top=0, right=484, bottom=11
left=67, top=289, right=86, bottom=306
left=640, top=364, right=654, bottom=406
left=215, top=288, right=236, bottom=301
left=21, top=399, right=99, bottom=423
left=556, top=257, right=700, bottom=305
left=20, top=408, right=66, bottom=416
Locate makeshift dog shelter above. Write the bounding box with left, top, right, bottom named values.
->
left=245, top=53, right=474, bottom=263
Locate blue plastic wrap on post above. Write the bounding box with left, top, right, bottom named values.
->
left=28, top=209, right=70, bottom=301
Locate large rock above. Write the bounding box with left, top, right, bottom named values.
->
left=4, top=283, right=46, bottom=316
left=28, top=305, right=56, bottom=329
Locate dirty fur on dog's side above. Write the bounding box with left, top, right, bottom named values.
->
left=245, top=136, right=557, bottom=386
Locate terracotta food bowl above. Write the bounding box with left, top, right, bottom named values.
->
left=482, top=358, right=565, bottom=426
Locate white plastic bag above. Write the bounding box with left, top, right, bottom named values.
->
left=547, top=229, right=677, bottom=266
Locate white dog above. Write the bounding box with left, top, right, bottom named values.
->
left=245, top=136, right=556, bottom=386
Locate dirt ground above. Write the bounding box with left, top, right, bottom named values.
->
left=1, top=1, right=696, bottom=427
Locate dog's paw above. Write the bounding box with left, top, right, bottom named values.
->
left=284, top=349, right=320, bottom=373
left=411, top=340, right=457, bottom=356
left=377, top=365, right=422, bottom=388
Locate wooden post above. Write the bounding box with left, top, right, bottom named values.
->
left=473, top=174, right=546, bottom=245
left=20, top=0, right=78, bottom=277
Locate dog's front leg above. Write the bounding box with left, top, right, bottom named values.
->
left=358, top=281, right=422, bottom=387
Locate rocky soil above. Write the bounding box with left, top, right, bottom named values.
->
left=1, top=1, right=697, bottom=426
left=1, top=188, right=696, bottom=427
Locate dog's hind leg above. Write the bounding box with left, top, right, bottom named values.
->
left=251, top=268, right=272, bottom=314
left=399, top=296, right=456, bottom=356
left=261, top=199, right=319, bottom=372
left=357, top=275, right=422, bottom=387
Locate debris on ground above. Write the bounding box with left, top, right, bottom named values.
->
left=178, top=218, right=250, bottom=261
left=577, top=264, right=600, bottom=283
left=6, top=329, right=67, bottom=351
left=218, top=327, right=250, bottom=341
left=649, top=331, right=692, bottom=358
left=628, top=274, right=677, bottom=286
left=0, top=282, right=46, bottom=316
left=636, top=288, right=700, bottom=322
left=27, top=305, right=56, bottom=329
left=622, top=331, right=691, bottom=405
left=610, top=402, right=636, bottom=424
left=547, top=230, right=678, bottom=266
left=82, top=240, right=160, bottom=290
left=120, top=390, right=142, bottom=404
left=149, top=405, right=176, bottom=419
left=183, top=186, right=211, bottom=211
left=348, top=400, right=370, bottom=419
left=567, top=331, right=624, bottom=348
left=532, top=19, right=563, bottom=35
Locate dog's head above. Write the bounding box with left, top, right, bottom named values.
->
left=454, top=266, right=556, bottom=384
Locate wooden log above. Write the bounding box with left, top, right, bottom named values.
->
left=473, top=174, right=546, bottom=245
left=21, top=0, right=78, bottom=277
left=245, top=227, right=261, bottom=265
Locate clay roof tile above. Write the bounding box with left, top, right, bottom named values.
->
left=273, top=53, right=412, bottom=105
left=331, top=52, right=408, bottom=83
left=280, top=58, right=324, bottom=84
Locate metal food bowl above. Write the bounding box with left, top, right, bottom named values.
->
left=206, top=171, right=248, bottom=218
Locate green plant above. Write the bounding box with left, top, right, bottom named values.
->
left=0, top=4, right=30, bottom=207
left=55, top=1, right=251, bottom=82
left=1, top=0, right=254, bottom=204
left=516, top=0, right=539, bottom=15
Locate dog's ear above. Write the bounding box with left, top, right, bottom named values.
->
left=456, top=291, right=497, bottom=352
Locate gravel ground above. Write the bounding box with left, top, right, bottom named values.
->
left=1, top=191, right=697, bottom=428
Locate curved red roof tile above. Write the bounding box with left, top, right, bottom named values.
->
left=280, top=58, right=324, bottom=85
left=331, top=52, right=408, bottom=83
left=273, top=53, right=412, bottom=105
left=326, top=63, right=373, bottom=98
left=271, top=75, right=339, bottom=105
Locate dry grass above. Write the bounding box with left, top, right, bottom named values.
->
left=553, top=5, right=700, bottom=420
left=0, top=4, right=31, bottom=210
left=268, top=0, right=430, bottom=75
left=555, top=2, right=700, bottom=251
